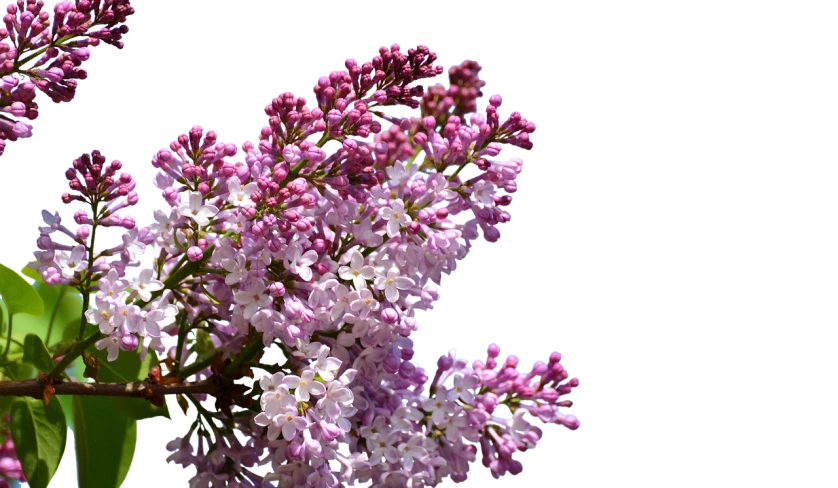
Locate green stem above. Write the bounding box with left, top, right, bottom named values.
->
left=175, top=313, right=188, bottom=374
left=447, top=160, right=470, bottom=181
left=2, top=315, right=13, bottom=357
left=361, top=234, right=390, bottom=257
left=174, top=353, right=214, bottom=380
left=79, top=207, right=99, bottom=340
left=44, top=287, right=67, bottom=346
left=222, top=338, right=265, bottom=377
left=0, top=336, right=23, bottom=349
left=49, top=330, right=105, bottom=377
left=77, top=291, right=89, bottom=341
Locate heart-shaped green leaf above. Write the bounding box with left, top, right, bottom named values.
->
left=11, top=397, right=67, bottom=488
left=22, top=334, right=54, bottom=373
left=73, top=396, right=137, bottom=488
left=0, top=263, right=44, bottom=318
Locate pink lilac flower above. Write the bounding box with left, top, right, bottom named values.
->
left=31, top=45, right=577, bottom=487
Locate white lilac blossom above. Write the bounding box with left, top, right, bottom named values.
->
left=31, top=47, right=578, bottom=487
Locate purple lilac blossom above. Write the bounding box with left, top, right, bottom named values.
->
left=32, top=44, right=578, bottom=487
left=0, top=0, right=134, bottom=156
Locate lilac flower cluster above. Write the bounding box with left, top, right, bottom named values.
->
left=32, top=44, right=577, bottom=486
left=0, top=0, right=134, bottom=156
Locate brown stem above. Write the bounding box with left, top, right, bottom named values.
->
left=0, top=378, right=217, bottom=399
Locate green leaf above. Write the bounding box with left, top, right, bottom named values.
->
left=10, top=397, right=67, bottom=488
left=73, top=396, right=136, bottom=488
left=4, top=363, right=36, bottom=380
left=11, top=282, right=82, bottom=351
left=57, top=394, right=74, bottom=430
left=96, top=349, right=170, bottom=420
left=0, top=395, right=14, bottom=416
left=20, top=264, right=44, bottom=282
left=22, top=334, right=54, bottom=373
left=0, top=263, right=44, bottom=318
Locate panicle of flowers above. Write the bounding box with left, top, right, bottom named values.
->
left=0, top=0, right=134, bottom=156
left=33, top=43, right=577, bottom=487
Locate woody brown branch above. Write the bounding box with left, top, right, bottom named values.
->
left=0, top=378, right=217, bottom=399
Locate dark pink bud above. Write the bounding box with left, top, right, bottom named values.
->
left=373, top=90, right=387, bottom=103
left=251, top=221, right=265, bottom=236
left=298, top=193, right=316, bottom=208
left=285, top=441, right=304, bottom=461
left=320, top=422, right=342, bottom=441
left=76, top=225, right=90, bottom=240
left=9, top=101, right=25, bottom=117
left=295, top=219, right=311, bottom=232
left=383, top=354, right=400, bottom=374
left=220, top=163, right=235, bottom=178
left=240, top=205, right=256, bottom=219
left=310, top=239, right=328, bottom=254
left=437, top=355, right=454, bottom=371
left=413, top=132, right=427, bottom=146
left=187, top=246, right=203, bottom=262
left=539, top=387, right=559, bottom=403
left=163, top=187, right=179, bottom=204
left=74, top=210, right=90, bottom=224
left=268, top=282, right=285, bottom=297
left=381, top=308, right=399, bottom=325
left=120, top=334, right=138, bottom=352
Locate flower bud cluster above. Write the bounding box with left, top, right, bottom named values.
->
left=0, top=0, right=134, bottom=155
left=33, top=43, right=576, bottom=487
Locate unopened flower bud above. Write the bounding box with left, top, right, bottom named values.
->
left=9, top=102, right=26, bottom=118
left=437, top=355, right=454, bottom=371
left=381, top=308, right=399, bottom=325
left=74, top=210, right=90, bottom=224
left=187, top=246, right=203, bottom=262
left=120, top=334, right=138, bottom=352
left=240, top=205, right=256, bottom=219
left=269, top=282, right=285, bottom=297
left=295, top=219, right=311, bottom=232
left=77, top=225, right=90, bottom=240
left=310, top=239, right=328, bottom=254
